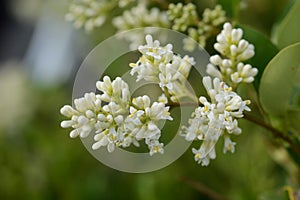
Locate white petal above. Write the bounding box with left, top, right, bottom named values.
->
left=69, top=129, right=79, bottom=138
left=61, top=120, right=74, bottom=128
left=92, top=141, right=102, bottom=150
left=60, top=105, right=75, bottom=117
left=107, top=142, right=115, bottom=152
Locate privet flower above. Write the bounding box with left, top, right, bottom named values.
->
left=167, top=3, right=198, bottom=32
left=182, top=76, right=251, bottom=166
left=124, top=95, right=172, bottom=155
left=202, top=5, right=227, bottom=26
left=60, top=76, right=173, bottom=155
left=130, top=35, right=196, bottom=102
left=60, top=26, right=256, bottom=166
left=65, top=0, right=116, bottom=32
left=168, top=4, right=227, bottom=49
left=186, top=5, right=226, bottom=49
left=206, top=22, right=258, bottom=85
left=113, top=3, right=170, bottom=31
left=60, top=92, right=101, bottom=138
left=112, top=3, right=170, bottom=49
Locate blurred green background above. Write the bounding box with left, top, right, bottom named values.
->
left=0, top=0, right=298, bottom=199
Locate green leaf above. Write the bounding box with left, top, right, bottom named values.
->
left=273, top=0, right=297, bottom=25
left=216, top=0, right=240, bottom=19
left=272, top=0, right=300, bottom=49
left=236, top=24, right=279, bottom=90
left=286, top=108, right=300, bottom=132
left=259, top=43, right=300, bottom=116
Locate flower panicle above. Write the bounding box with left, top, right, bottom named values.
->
left=182, top=76, right=251, bottom=166
left=60, top=76, right=173, bottom=155
left=130, top=34, right=196, bottom=103
left=112, top=3, right=170, bottom=50
left=60, top=26, right=256, bottom=166
left=206, top=22, right=258, bottom=86
left=65, top=0, right=139, bottom=32
left=168, top=3, right=227, bottom=50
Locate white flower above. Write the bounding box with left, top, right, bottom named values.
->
left=230, top=63, right=258, bottom=83
left=112, top=4, right=170, bottom=49
left=192, top=143, right=216, bottom=166
left=206, top=22, right=258, bottom=85
left=61, top=77, right=131, bottom=152
left=92, top=128, right=118, bottom=152
left=158, top=94, right=168, bottom=104
left=130, top=35, right=195, bottom=102
left=202, top=5, right=226, bottom=26
left=158, top=55, right=195, bottom=100
left=183, top=37, right=197, bottom=52
left=130, top=35, right=173, bottom=82
left=206, top=63, right=222, bottom=79
left=147, top=139, right=164, bottom=156
left=60, top=76, right=173, bottom=155
left=214, top=23, right=247, bottom=57
left=96, top=76, right=130, bottom=107
left=124, top=95, right=172, bottom=155
left=60, top=92, right=101, bottom=138
left=208, top=55, right=233, bottom=77
left=87, top=77, right=133, bottom=152
left=65, top=0, right=115, bottom=32
left=146, top=102, right=173, bottom=121
left=167, top=3, right=198, bottom=32
left=182, top=76, right=251, bottom=165
left=113, top=4, right=170, bottom=31
left=223, top=136, right=236, bottom=153
left=182, top=106, right=209, bottom=142
left=168, top=4, right=226, bottom=50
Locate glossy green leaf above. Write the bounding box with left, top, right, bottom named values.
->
left=216, top=0, right=240, bottom=19
left=259, top=43, right=300, bottom=116
left=272, top=0, right=300, bottom=49
left=237, top=24, right=279, bottom=90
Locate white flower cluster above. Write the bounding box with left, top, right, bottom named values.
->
left=202, top=5, right=226, bottom=26
left=113, top=4, right=170, bottom=31
left=60, top=22, right=256, bottom=166
left=207, top=22, right=258, bottom=85
left=182, top=76, right=251, bottom=166
left=167, top=3, right=198, bottom=32
left=188, top=5, right=226, bottom=48
left=186, top=5, right=227, bottom=48
left=60, top=76, right=172, bottom=155
left=65, top=0, right=117, bottom=32
left=112, top=4, right=170, bottom=50
left=130, top=35, right=196, bottom=102
left=125, top=96, right=172, bottom=155
left=168, top=4, right=226, bottom=50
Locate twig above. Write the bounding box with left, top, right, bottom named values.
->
left=244, top=113, right=300, bottom=156
left=180, top=177, right=229, bottom=200
left=167, top=101, right=198, bottom=107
